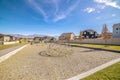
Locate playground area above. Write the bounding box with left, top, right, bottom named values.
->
left=0, top=43, right=120, bottom=80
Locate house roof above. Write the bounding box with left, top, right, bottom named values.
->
left=82, top=29, right=97, bottom=33
left=0, top=34, right=4, bottom=36
left=113, top=23, right=120, bottom=28
left=60, top=32, right=75, bottom=36
left=0, top=34, right=11, bottom=37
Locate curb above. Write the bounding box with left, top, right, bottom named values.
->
left=68, top=45, right=120, bottom=53
left=0, top=44, right=28, bottom=63
left=67, top=58, right=120, bottom=80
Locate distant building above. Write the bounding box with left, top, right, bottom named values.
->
left=43, top=36, right=56, bottom=42
left=59, top=32, right=75, bottom=40
left=33, top=37, right=42, bottom=43
left=81, top=29, right=98, bottom=39
left=27, top=38, right=33, bottom=42
left=112, top=23, right=120, bottom=38
left=10, top=36, right=16, bottom=41
left=0, top=34, right=11, bottom=42
left=74, top=36, right=79, bottom=40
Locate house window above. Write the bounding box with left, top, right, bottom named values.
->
left=84, top=32, right=86, bottom=34
left=116, top=28, right=118, bottom=30
left=90, top=32, right=93, bottom=34
left=86, top=36, right=89, bottom=38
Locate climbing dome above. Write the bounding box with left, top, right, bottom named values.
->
left=39, top=43, right=73, bottom=57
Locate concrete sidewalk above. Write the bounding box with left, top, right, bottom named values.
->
left=67, top=58, right=120, bottom=80
left=0, top=44, right=28, bottom=63
left=0, top=45, right=23, bottom=57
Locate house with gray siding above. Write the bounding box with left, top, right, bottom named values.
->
left=112, top=23, right=120, bottom=38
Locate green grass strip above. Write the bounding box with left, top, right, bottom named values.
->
left=82, top=62, right=120, bottom=80
left=65, top=43, right=120, bottom=51
left=0, top=43, right=27, bottom=50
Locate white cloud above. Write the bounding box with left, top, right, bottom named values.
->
left=112, top=14, right=116, bottom=17
left=84, top=7, right=95, bottom=13
left=54, top=0, right=80, bottom=22
left=94, top=0, right=120, bottom=9
left=96, top=16, right=101, bottom=19
left=28, top=0, right=48, bottom=20
left=53, top=14, right=66, bottom=22
left=97, top=5, right=106, bottom=9
left=65, top=1, right=80, bottom=15
left=27, top=0, right=80, bottom=22
left=96, top=10, right=101, bottom=13
left=52, top=0, right=59, bottom=13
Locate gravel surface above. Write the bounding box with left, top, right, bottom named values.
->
left=0, top=43, right=120, bottom=80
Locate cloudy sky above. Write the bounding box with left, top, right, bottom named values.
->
left=0, top=0, right=120, bottom=36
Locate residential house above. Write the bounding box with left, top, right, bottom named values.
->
left=33, top=37, right=43, bottom=43
left=112, top=23, right=120, bottom=38
left=81, top=29, right=98, bottom=39
left=27, top=38, right=33, bottom=42
left=10, top=36, right=16, bottom=41
left=43, top=36, right=56, bottom=42
left=0, top=34, right=11, bottom=42
left=74, top=36, right=79, bottom=40
left=59, top=32, right=75, bottom=40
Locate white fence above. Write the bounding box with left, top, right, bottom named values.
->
left=58, top=38, right=120, bottom=45
left=3, top=41, right=19, bottom=45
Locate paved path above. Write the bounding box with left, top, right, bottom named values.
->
left=0, top=44, right=28, bottom=63
left=0, top=45, right=23, bottom=57
left=0, top=43, right=120, bottom=80
left=67, top=58, right=120, bottom=80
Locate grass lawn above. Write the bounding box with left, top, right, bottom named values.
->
left=64, top=43, right=120, bottom=51
left=82, top=62, right=120, bottom=80
left=0, top=42, right=27, bottom=50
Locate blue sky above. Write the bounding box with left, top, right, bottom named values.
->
left=0, top=0, right=120, bottom=36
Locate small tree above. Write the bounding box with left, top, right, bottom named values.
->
left=79, top=32, right=83, bottom=41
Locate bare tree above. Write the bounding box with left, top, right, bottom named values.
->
left=79, top=32, right=83, bottom=41
left=102, top=24, right=111, bottom=44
